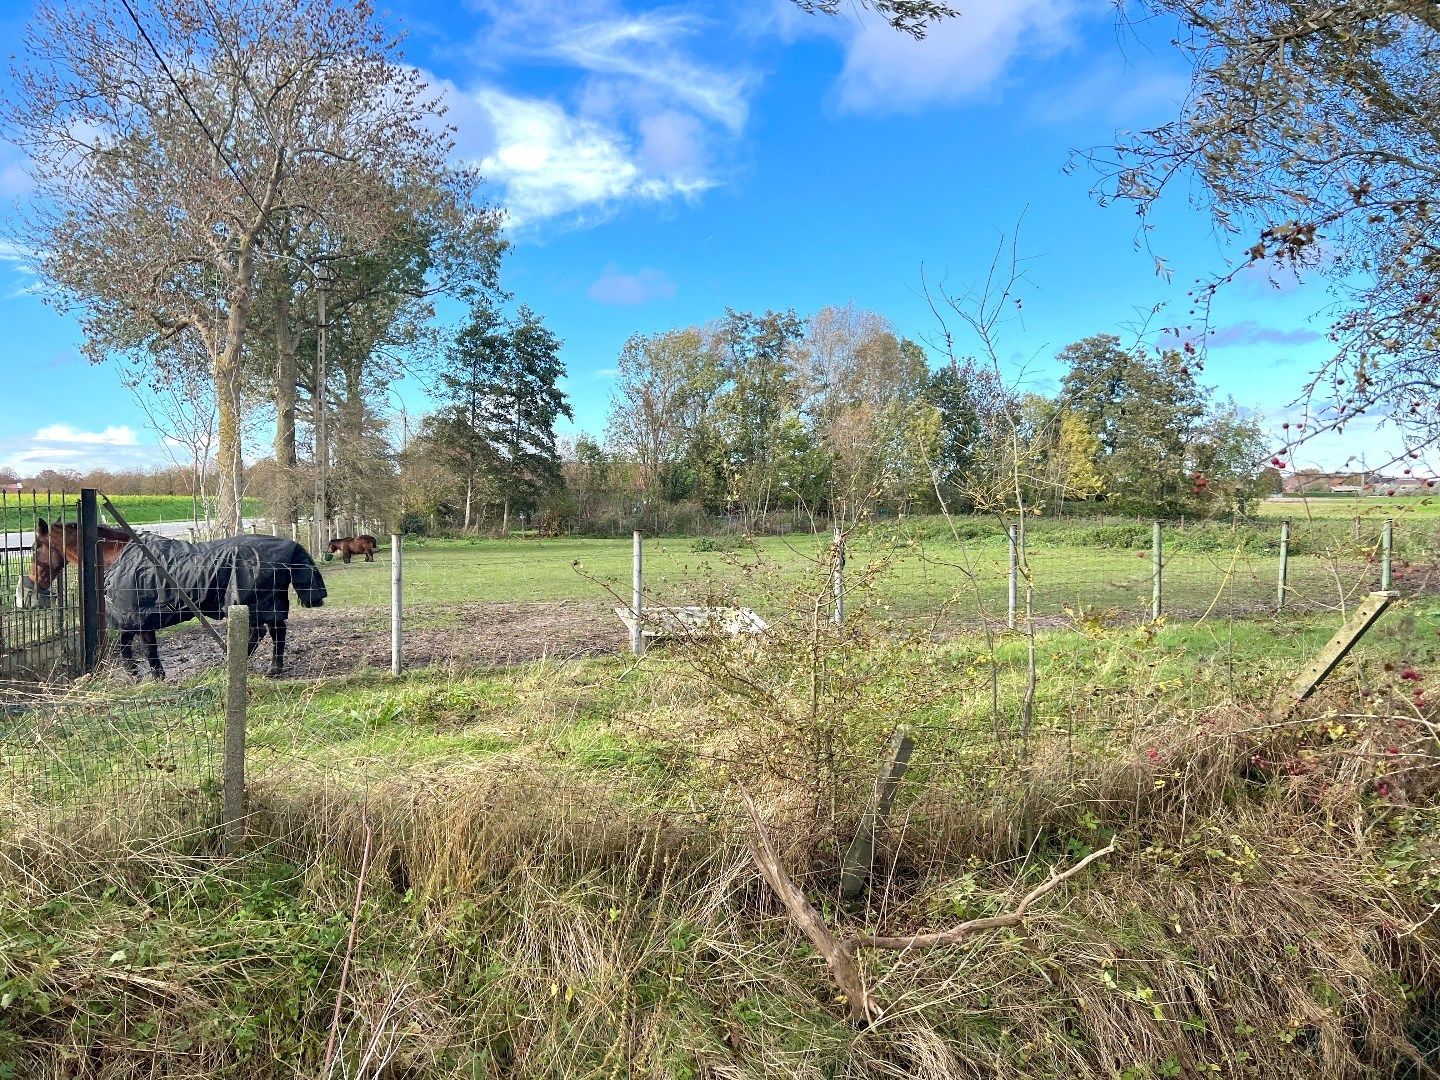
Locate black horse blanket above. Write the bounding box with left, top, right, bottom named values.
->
left=104, top=534, right=327, bottom=632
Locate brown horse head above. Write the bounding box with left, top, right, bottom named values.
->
left=19, top=518, right=130, bottom=610
left=19, top=517, right=72, bottom=608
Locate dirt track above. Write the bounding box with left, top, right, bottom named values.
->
left=103, top=600, right=629, bottom=682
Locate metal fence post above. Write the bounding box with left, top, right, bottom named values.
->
left=1152, top=521, right=1163, bottom=621
left=631, top=530, right=645, bottom=657
left=832, top=525, right=845, bottom=626
left=1382, top=518, right=1394, bottom=591
left=78, top=488, right=101, bottom=672
left=1007, top=523, right=1018, bottom=630
left=1277, top=519, right=1291, bottom=613
left=391, top=534, right=403, bottom=676
left=224, top=604, right=249, bottom=850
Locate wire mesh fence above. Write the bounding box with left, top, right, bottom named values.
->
left=0, top=488, right=84, bottom=681
left=0, top=682, right=222, bottom=839
left=3, top=505, right=1437, bottom=852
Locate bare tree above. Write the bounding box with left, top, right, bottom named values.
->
left=1093, top=1, right=1440, bottom=460
left=4, top=0, right=466, bottom=533
left=123, top=340, right=219, bottom=532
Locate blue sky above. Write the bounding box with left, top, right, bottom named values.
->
left=0, top=0, right=1398, bottom=478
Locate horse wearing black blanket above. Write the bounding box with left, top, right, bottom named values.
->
left=20, top=521, right=327, bottom=679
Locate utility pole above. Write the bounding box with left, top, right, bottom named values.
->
left=313, top=266, right=331, bottom=554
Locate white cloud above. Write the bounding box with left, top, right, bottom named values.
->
left=437, top=1, right=751, bottom=230
left=587, top=264, right=678, bottom=305
left=476, top=2, right=753, bottom=131
left=1031, top=65, right=1189, bottom=128
left=832, top=0, right=1086, bottom=113
left=471, top=88, right=713, bottom=228
left=0, top=426, right=173, bottom=475
left=0, top=240, right=35, bottom=267
left=594, top=367, right=619, bottom=378
left=637, top=110, right=707, bottom=175
left=32, top=424, right=139, bottom=446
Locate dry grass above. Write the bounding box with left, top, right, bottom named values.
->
left=3, top=638, right=1440, bottom=1078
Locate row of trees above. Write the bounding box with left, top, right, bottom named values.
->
left=389, top=301, right=1271, bottom=535
left=4, top=0, right=505, bottom=537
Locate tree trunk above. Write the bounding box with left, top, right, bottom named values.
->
left=215, top=354, right=244, bottom=536
left=502, top=496, right=510, bottom=536
left=464, top=475, right=473, bottom=531
left=215, top=244, right=256, bottom=536
left=273, top=288, right=298, bottom=525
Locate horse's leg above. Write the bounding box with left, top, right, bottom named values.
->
left=364, top=549, right=374, bottom=562
left=247, top=622, right=265, bottom=658
left=143, top=631, right=164, bottom=680
left=268, top=621, right=286, bottom=677
left=118, top=631, right=138, bottom=678
left=343, top=550, right=352, bottom=563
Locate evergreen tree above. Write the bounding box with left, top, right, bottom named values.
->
left=437, top=304, right=572, bottom=533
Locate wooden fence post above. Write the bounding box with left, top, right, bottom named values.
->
left=1007, top=523, right=1019, bottom=630
left=832, top=525, right=845, bottom=626
left=840, top=727, right=915, bottom=900
left=1353, top=515, right=1361, bottom=543
left=632, top=531, right=645, bottom=657
left=1151, top=521, right=1163, bottom=621
left=391, top=534, right=403, bottom=676
left=224, top=604, right=249, bottom=850
left=1382, top=518, right=1394, bottom=591
left=1277, top=519, right=1291, bottom=613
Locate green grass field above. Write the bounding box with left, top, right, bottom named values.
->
left=6, top=510, right=1440, bottom=1077
left=1255, top=493, right=1440, bottom=518
left=5, top=592, right=1439, bottom=1078
left=316, top=526, right=1407, bottom=626
left=0, top=494, right=264, bottom=533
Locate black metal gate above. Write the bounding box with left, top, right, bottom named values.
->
left=0, top=487, right=102, bottom=682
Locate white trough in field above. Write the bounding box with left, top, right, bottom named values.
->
left=614, top=605, right=769, bottom=641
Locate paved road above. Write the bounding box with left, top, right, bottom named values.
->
left=3, top=518, right=269, bottom=553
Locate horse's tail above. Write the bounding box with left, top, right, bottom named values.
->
left=289, top=546, right=328, bottom=608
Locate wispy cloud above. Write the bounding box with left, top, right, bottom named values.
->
left=0, top=426, right=171, bottom=475
left=1031, top=64, right=1189, bottom=128
left=33, top=424, right=139, bottom=446
left=436, top=1, right=752, bottom=231
left=824, top=0, right=1087, bottom=113
left=1207, top=320, right=1323, bottom=349
left=587, top=264, right=677, bottom=305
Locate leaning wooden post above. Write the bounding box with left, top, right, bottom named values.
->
left=1382, top=518, right=1394, bottom=591
left=1151, top=521, right=1163, bottom=621
left=391, top=534, right=403, bottom=676
left=224, top=604, right=249, bottom=850
left=832, top=525, right=845, bottom=626
left=840, top=727, right=915, bottom=900
left=631, top=530, right=645, bottom=657
left=1277, top=519, right=1291, bottom=613
left=1007, top=523, right=1019, bottom=630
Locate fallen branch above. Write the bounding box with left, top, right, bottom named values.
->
left=742, top=790, right=1116, bottom=1024
left=742, top=790, right=875, bottom=1023
left=855, top=840, right=1116, bottom=951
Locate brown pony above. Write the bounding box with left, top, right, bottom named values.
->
left=327, top=534, right=377, bottom=563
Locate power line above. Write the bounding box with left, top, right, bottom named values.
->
left=114, top=0, right=270, bottom=224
